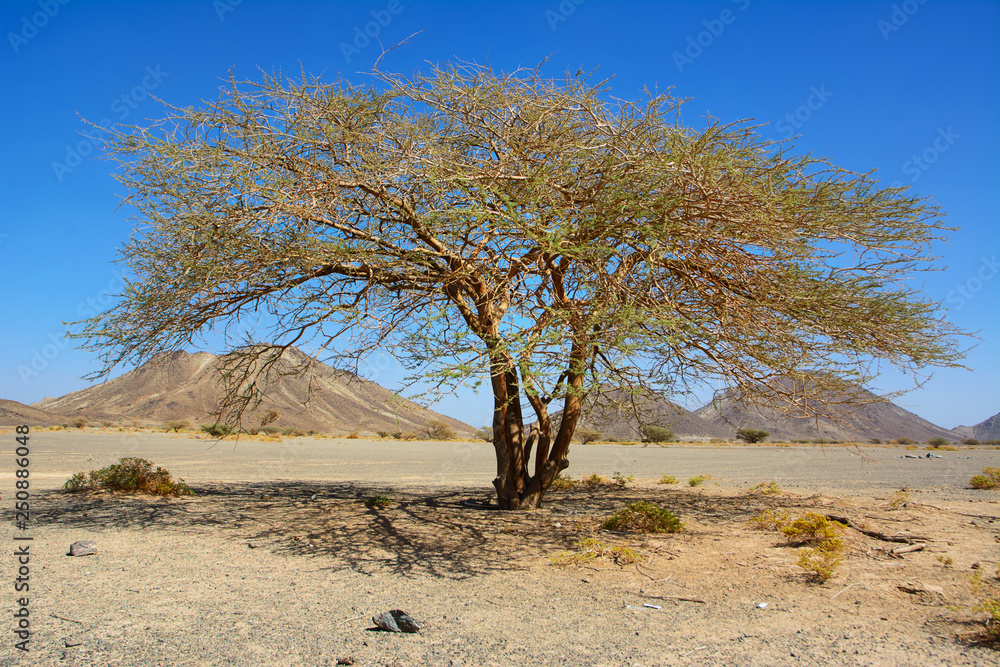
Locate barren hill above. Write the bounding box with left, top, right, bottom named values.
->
left=954, top=411, right=1000, bottom=441
left=32, top=348, right=473, bottom=436
left=694, top=380, right=962, bottom=443
left=0, top=399, right=71, bottom=428
left=549, top=388, right=733, bottom=441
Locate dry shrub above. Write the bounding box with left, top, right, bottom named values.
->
left=64, top=457, right=193, bottom=496
left=601, top=501, right=684, bottom=533
left=551, top=538, right=644, bottom=567
left=970, top=467, right=1000, bottom=490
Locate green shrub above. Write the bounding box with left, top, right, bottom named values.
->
left=364, top=495, right=392, bottom=508
left=926, top=437, right=949, bottom=448
left=962, top=437, right=981, bottom=446
left=474, top=426, right=493, bottom=442
left=970, top=467, right=1000, bottom=490
left=749, top=481, right=781, bottom=495
left=781, top=513, right=844, bottom=551
left=63, top=457, right=194, bottom=496
left=869, top=438, right=882, bottom=444
left=642, top=425, right=674, bottom=443
left=575, top=427, right=602, bottom=444
left=657, top=474, right=678, bottom=485
left=601, top=501, right=684, bottom=533
left=688, top=474, right=711, bottom=487
left=72, top=417, right=88, bottom=429
left=163, top=420, right=189, bottom=433
left=582, top=473, right=606, bottom=487
left=551, top=473, right=576, bottom=490
left=736, top=428, right=769, bottom=444
left=201, top=423, right=233, bottom=437
left=280, top=426, right=307, bottom=437
left=895, top=437, right=915, bottom=445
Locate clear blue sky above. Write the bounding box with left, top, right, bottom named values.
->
left=1, top=0, right=997, bottom=430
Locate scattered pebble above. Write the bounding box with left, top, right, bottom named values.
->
left=372, top=609, right=422, bottom=633
left=69, top=541, right=97, bottom=557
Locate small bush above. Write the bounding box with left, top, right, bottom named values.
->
left=280, top=427, right=307, bottom=437
left=926, top=437, right=949, bottom=449
left=749, top=481, right=781, bottom=495
left=748, top=509, right=791, bottom=531
left=63, top=457, right=193, bottom=496
left=962, top=438, right=981, bottom=446
left=575, top=427, right=603, bottom=444
left=781, top=513, right=844, bottom=551
left=736, top=428, right=769, bottom=444
left=642, top=425, right=674, bottom=443
left=376, top=430, right=390, bottom=438
left=201, top=423, right=233, bottom=437
left=258, top=409, right=280, bottom=429
left=601, top=501, right=684, bottom=533
left=551, top=473, right=576, bottom=490
left=895, top=437, right=915, bottom=445
left=474, top=426, right=493, bottom=442
left=797, top=548, right=842, bottom=582
left=364, top=495, right=392, bottom=508
left=550, top=538, right=644, bottom=567
left=688, top=474, right=711, bottom=487
left=72, top=418, right=88, bottom=429
left=425, top=420, right=456, bottom=440
left=346, top=432, right=359, bottom=439
left=657, top=474, right=678, bottom=485
left=869, top=438, right=882, bottom=444
left=163, top=420, right=189, bottom=433
left=970, top=467, right=1000, bottom=490
left=582, top=473, right=606, bottom=487
left=888, top=490, right=910, bottom=509
left=611, top=471, right=634, bottom=487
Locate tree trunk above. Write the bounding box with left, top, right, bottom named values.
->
left=488, top=340, right=587, bottom=510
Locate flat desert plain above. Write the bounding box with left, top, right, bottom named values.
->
left=1, top=429, right=998, bottom=666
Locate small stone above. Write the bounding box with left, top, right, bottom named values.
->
left=372, top=609, right=422, bottom=633
left=69, top=541, right=97, bottom=557
left=336, top=657, right=355, bottom=666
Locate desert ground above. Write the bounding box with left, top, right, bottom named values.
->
left=2, top=429, right=998, bottom=666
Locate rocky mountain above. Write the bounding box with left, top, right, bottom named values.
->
left=0, top=399, right=71, bottom=428
left=954, top=412, right=1000, bottom=441
left=548, top=388, right=733, bottom=441
left=32, top=348, right=473, bottom=436
left=694, top=380, right=963, bottom=443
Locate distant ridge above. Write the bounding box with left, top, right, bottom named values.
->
left=954, top=411, right=1000, bottom=441
left=548, top=387, right=733, bottom=441
left=694, top=379, right=962, bottom=443
left=32, top=348, right=473, bottom=436
left=0, top=399, right=70, bottom=428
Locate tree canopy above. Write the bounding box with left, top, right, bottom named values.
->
left=77, top=62, right=965, bottom=508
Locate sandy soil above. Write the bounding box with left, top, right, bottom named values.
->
left=1, top=430, right=998, bottom=666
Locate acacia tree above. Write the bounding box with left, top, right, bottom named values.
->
left=77, top=63, right=964, bottom=509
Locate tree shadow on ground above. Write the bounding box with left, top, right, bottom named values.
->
left=26, top=481, right=820, bottom=580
